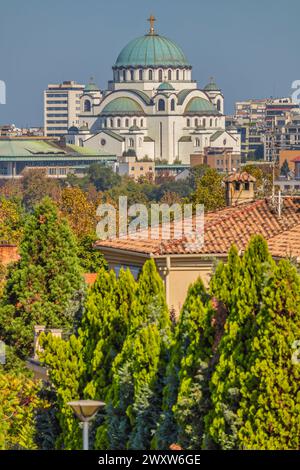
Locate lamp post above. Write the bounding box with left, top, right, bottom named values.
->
left=68, top=399, right=105, bottom=450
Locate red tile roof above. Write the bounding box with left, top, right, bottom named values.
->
left=95, top=197, right=300, bottom=259
left=223, top=171, right=256, bottom=182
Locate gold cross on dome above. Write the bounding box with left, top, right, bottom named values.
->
left=147, top=15, right=156, bottom=34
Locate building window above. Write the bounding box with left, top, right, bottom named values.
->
left=171, top=99, right=175, bottom=111
left=133, top=119, right=137, bottom=126
left=195, top=138, right=200, bottom=147
left=122, top=70, right=126, bottom=81
left=84, top=100, right=91, bottom=112
left=176, top=69, right=180, bottom=80
left=215, top=118, right=218, bottom=126
left=187, top=118, right=190, bottom=127
left=117, top=119, right=121, bottom=127
left=168, top=69, right=172, bottom=80
left=130, top=69, right=134, bottom=81
left=141, top=119, right=144, bottom=127
left=149, top=69, right=153, bottom=80
left=217, top=99, right=221, bottom=111
left=244, top=182, right=250, bottom=191
left=159, top=69, right=163, bottom=82
left=79, top=138, right=83, bottom=147
left=104, top=119, right=107, bottom=127
left=203, top=118, right=206, bottom=127
left=183, top=70, right=186, bottom=80
left=110, top=119, right=113, bottom=127
left=125, top=118, right=129, bottom=127
left=210, top=118, right=213, bottom=127
left=158, top=99, right=165, bottom=111
left=101, top=139, right=106, bottom=146
left=234, top=182, right=241, bottom=191
left=139, top=69, right=143, bottom=80
left=129, top=138, right=134, bottom=147
left=195, top=118, right=198, bottom=127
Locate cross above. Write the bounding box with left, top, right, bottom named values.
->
left=147, top=15, right=156, bottom=34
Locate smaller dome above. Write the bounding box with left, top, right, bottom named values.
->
left=185, top=97, right=219, bottom=115
left=68, top=125, right=79, bottom=133
left=129, top=125, right=141, bottom=132
left=102, top=97, right=144, bottom=115
left=204, top=78, right=220, bottom=91
left=84, top=81, right=99, bottom=92
left=79, top=123, right=89, bottom=131
left=157, top=81, right=175, bottom=91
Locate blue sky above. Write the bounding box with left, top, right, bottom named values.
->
left=0, top=0, right=299, bottom=126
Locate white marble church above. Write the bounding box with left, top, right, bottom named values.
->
left=66, top=17, right=240, bottom=164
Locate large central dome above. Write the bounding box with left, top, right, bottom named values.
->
left=115, top=33, right=190, bottom=68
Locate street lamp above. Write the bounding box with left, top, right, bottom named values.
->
left=68, top=399, right=105, bottom=450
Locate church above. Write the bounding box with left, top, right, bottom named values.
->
left=65, top=17, right=240, bottom=164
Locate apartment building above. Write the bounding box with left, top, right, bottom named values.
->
left=44, top=81, right=85, bottom=137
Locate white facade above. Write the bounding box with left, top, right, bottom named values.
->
left=65, top=22, right=240, bottom=164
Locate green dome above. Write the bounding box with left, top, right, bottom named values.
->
left=115, top=34, right=190, bottom=68
left=185, top=97, right=219, bottom=115
left=157, top=81, right=175, bottom=91
left=84, top=82, right=99, bottom=92
left=204, top=79, right=220, bottom=91
left=102, top=97, right=144, bottom=115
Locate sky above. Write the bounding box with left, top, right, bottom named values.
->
left=0, top=0, right=300, bottom=127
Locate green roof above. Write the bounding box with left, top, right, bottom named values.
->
left=115, top=34, right=190, bottom=68
left=177, top=89, right=193, bottom=105
left=185, top=97, right=219, bottom=115
left=102, top=97, right=144, bottom=115
left=99, top=130, right=125, bottom=142
left=178, top=136, right=192, bottom=142
left=210, top=131, right=225, bottom=142
left=157, top=81, right=175, bottom=91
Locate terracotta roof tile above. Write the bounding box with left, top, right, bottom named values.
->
left=95, top=197, right=300, bottom=259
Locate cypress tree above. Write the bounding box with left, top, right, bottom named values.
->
left=206, top=235, right=275, bottom=449
left=0, top=198, right=83, bottom=358
left=108, top=259, right=171, bottom=450
left=239, top=260, right=300, bottom=449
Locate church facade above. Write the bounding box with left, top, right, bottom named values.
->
left=66, top=18, right=240, bottom=164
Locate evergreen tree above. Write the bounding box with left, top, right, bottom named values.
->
left=206, top=235, right=275, bottom=449
left=0, top=198, right=83, bottom=358
left=238, top=260, right=300, bottom=449
left=108, top=260, right=171, bottom=450
left=39, top=333, right=85, bottom=449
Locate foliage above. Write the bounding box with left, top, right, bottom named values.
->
left=87, top=164, right=121, bottom=192
left=0, top=198, right=83, bottom=358
left=190, top=168, right=226, bottom=211
left=0, top=370, right=44, bottom=449
left=0, top=197, right=24, bottom=244
left=77, top=233, right=108, bottom=273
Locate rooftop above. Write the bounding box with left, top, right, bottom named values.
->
left=95, top=197, right=300, bottom=260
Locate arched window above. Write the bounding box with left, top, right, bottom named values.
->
left=149, top=69, right=153, bottom=80
left=159, top=69, right=163, bottom=82
left=203, top=118, right=206, bottom=127
left=125, top=118, right=129, bottom=127
left=168, top=69, right=172, bottom=80
left=187, top=118, right=190, bottom=127
left=171, top=99, right=175, bottom=111
left=133, top=118, right=137, bottom=126
left=129, top=138, right=134, bottom=148
left=122, top=70, right=126, bottom=81
left=158, top=99, right=165, bottom=111
left=183, top=70, right=186, bottom=80
left=176, top=69, right=180, bottom=80
left=139, top=69, right=143, bottom=80
left=210, top=118, right=213, bottom=127
left=130, top=69, right=134, bottom=81
left=215, top=118, right=218, bottom=126
left=84, top=100, right=91, bottom=112
left=141, top=119, right=144, bottom=127
left=104, top=119, right=107, bottom=127
left=117, top=119, right=121, bottom=127
left=195, top=118, right=198, bottom=127
left=195, top=138, right=200, bottom=147
left=217, top=99, right=221, bottom=111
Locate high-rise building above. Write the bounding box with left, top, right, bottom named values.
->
left=44, top=81, right=85, bottom=137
